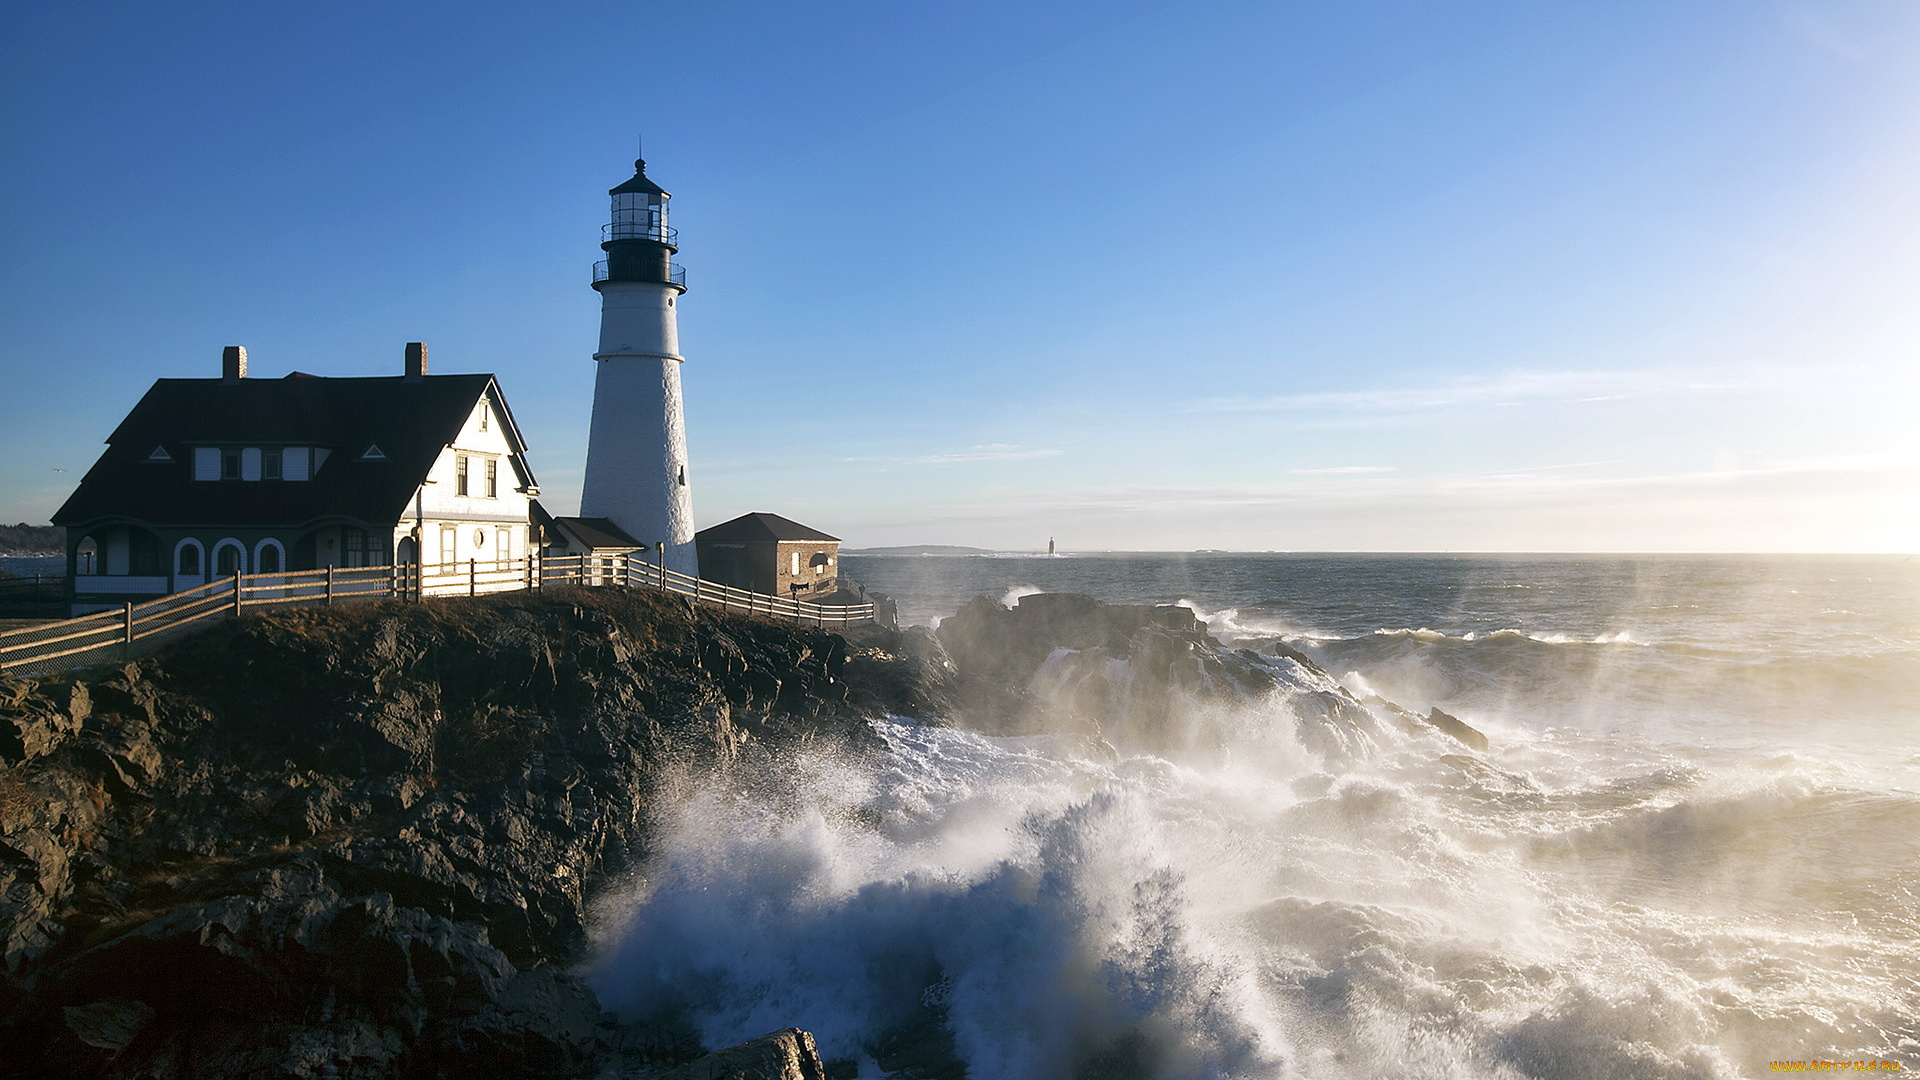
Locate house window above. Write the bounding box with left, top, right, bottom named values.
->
left=478, top=406, right=489, bottom=432
left=215, top=542, right=245, bottom=576
left=456, top=456, right=470, bottom=496
left=241, top=447, right=262, bottom=481
left=791, top=551, right=800, bottom=576
left=496, top=528, right=512, bottom=569
left=340, top=528, right=386, bottom=568
left=222, top=449, right=242, bottom=480
left=255, top=542, right=282, bottom=574
left=194, top=447, right=220, bottom=481
left=439, top=525, right=457, bottom=567
left=263, top=448, right=282, bottom=480
left=176, top=541, right=202, bottom=576
left=485, top=459, right=497, bottom=498
left=283, top=447, right=311, bottom=481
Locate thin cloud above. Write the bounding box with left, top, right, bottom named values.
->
left=1192, top=367, right=1777, bottom=415
left=1290, top=466, right=1396, bottom=475
left=911, top=444, right=1063, bottom=465
left=918, top=456, right=1917, bottom=520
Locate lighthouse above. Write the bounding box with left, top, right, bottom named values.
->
left=580, top=157, right=697, bottom=575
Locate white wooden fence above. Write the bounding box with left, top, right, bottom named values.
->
left=0, top=553, right=874, bottom=676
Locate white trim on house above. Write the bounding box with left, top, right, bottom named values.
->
left=173, top=537, right=206, bottom=577
left=212, top=538, right=248, bottom=576
left=252, top=537, right=287, bottom=574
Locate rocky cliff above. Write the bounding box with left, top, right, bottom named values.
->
left=0, top=586, right=1481, bottom=1079
left=0, top=588, right=929, bottom=1079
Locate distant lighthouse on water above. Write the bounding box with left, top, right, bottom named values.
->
left=580, top=156, right=697, bottom=575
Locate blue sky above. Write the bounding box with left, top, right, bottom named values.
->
left=3, top=1, right=1916, bottom=551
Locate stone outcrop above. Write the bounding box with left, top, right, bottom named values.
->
left=647, top=1028, right=828, bottom=1080
left=0, top=588, right=921, bottom=1079
left=935, top=592, right=1487, bottom=757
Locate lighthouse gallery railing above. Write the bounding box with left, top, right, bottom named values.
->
left=0, top=554, right=874, bottom=676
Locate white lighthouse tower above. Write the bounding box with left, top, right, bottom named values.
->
left=580, top=157, right=697, bottom=575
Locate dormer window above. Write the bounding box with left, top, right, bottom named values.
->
left=360, top=444, right=386, bottom=461
left=478, top=406, right=489, bottom=432
left=145, top=446, right=173, bottom=463
left=191, top=445, right=320, bottom=480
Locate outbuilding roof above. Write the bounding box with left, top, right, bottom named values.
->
left=557, top=518, right=644, bottom=550
left=53, top=373, right=530, bottom=529
left=695, top=512, right=840, bottom=544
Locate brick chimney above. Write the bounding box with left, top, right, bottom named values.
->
left=404, top=342, right=427, bottom=381
left=222, top=345, right=247, bottom=382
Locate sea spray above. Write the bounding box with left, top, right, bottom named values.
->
left=589, top=555, right=1920, bottom=1078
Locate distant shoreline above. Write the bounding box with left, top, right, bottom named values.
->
left=845, top=545, right=1010, bottom=556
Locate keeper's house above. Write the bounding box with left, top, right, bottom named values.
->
left=694, top=512, right=841, bottom=598
left=52, top=343, right=538, bottom=614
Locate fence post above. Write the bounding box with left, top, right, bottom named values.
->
left=527, top=553, right=534, bottom=590
left=469, top=558, right=477, bottom=597
left=326, top=565, right=335, bottom=606
left=123, top=601, right=134, bottom=662
left=389, top=562, right=398, bottom=600
left=232, top=570, right=243, bottom=617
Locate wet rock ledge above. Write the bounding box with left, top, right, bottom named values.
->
left=0, top=588, right=930, bottom=1080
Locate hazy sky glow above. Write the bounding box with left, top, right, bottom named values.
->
left=2, top=1, right=1917, bottom=551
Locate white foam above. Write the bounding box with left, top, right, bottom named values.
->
left=584, top=578, right=1920, bottom=1076
left=998, top=585, right=1043, bottom=608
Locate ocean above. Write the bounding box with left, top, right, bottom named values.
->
left=505, top=553, right=1912, bottom=1074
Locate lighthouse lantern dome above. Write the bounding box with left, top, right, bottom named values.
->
left=608, top=159, right=671, bottom=243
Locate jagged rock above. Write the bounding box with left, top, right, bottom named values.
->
left=0, top=588, right=929, bottom=1079
left=648, top=1028, right=828, bottom=1080
left=933, top=592, right=1481, bottom=764
left=62, top=997, right=154, bottom=1050
left=1424, top=707, right=1488, bottom=751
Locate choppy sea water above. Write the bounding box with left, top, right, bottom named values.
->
left=587, top=554, right=1920, bottom=1078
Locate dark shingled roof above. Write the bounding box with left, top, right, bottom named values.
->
left=531, top=503, right=643, bottom=551
left=555, top=517, right=643, bottom=550
left=53, top=374, right=529, bottom=529
left=695, top=512, right=840, bottom=544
